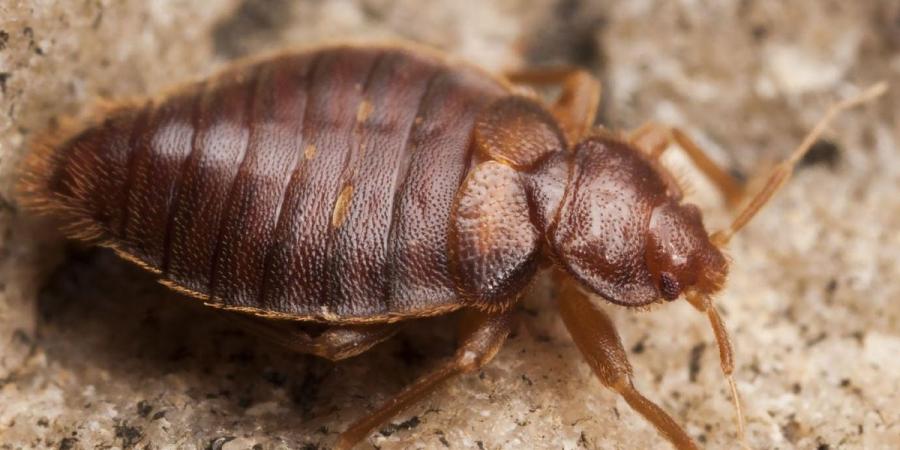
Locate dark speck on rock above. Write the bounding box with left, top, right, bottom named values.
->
left=0, top=73, right=9, bottom=95
left=0, top=30, right=9, bottom=50
left=521, top=374, right=533, bottom=386
left=21, top=26, right=42, bottom=55
left=825, top=279, right=838, bottom=295
left=689, top=343, right=706, bottom=382
left=751, top=24, right=769, bottom=41
left=781, top=415, right=802, bottom=443
left=58, top=437, right=78, bottom=450
left=806, top=332, right=827, bottom=347
left=136, top=400, right=152, bottom=418
left=151, top=410, right=166, bottom=421
left=817, top=444, right=831, bottom=450
left=206, top=436, right=235, bottom=450
left=379, top=416, right=420, bottom=437
left=12, top=328, right=30, bottom=345
left=114, top=421, right=143, bottom=448
left=631, top=337, right=646, bottom=354
left=578, top=431, right=589, bottom=447
left=91, top=10, right=103, bottom=28
left=799, top=139, right=840, bottom=170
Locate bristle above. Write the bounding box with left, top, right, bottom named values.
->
left=16, top=117, right=85, bottom=213
left=671, top=166, right=696, bottom=199
left=16, top=101, right=139, bottom=244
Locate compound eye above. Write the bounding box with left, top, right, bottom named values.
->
left=659, top=272, right=681, bottom=301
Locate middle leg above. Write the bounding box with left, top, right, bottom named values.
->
left=506, top=67, right=602, bottom=144
left=629, top=122, right=744, bottom=206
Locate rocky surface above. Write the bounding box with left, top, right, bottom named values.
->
left=1, top=1, right=898, bottom=449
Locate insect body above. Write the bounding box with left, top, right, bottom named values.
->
left=19, top=42, right=885, bottom=449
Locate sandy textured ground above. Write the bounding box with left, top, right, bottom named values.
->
left=1, top=1, right=898, bottom=449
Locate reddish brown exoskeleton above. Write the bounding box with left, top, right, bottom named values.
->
left=18, top=42, right=885, bottom=449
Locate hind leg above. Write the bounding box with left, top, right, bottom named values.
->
left=228, top=313, right=399, bottom=361
left=334, top=308, right=514, bottom=450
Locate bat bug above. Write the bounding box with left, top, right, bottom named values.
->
left=17, top=41, right=886, bottom=449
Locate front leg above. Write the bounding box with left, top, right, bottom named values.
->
left=334, top=308, right=514, bottom=450
left=557, top=277, right=699, bottom=450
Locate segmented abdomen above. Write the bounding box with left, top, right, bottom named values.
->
left=28, top=45, right=510, bottom=321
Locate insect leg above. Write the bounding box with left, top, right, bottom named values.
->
left=505, top=67, right=602, bottom=143
left=628, top=122, right=744, bottom=206
left=557, top=277, right=699, bottom=450
left=334, top=308, right=514, bottom=450
left=226, top=313, right=399, bottom=361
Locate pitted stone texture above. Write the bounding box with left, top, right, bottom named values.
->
left=1, top=1, right=898, bottom=449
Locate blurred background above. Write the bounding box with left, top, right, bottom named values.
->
left=1, top=1, right=898, bottom=449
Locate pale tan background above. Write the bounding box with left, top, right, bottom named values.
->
left=1, top=1, right=898, bottom=449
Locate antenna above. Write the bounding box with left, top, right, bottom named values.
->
left=712, top=82, right=888, bottom=246
left=686, top=292, right=748, bottom=449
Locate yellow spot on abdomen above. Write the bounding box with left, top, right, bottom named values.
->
left=356, top=100, right=373, bottom=123
left=332, top=184, right=354, bottom=228
left=304, top=144, right=317, bottom=160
